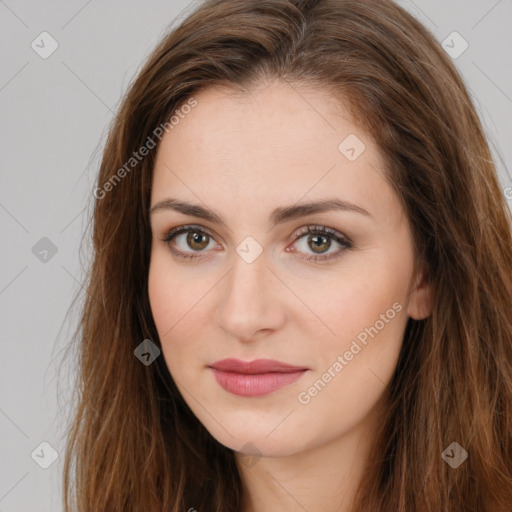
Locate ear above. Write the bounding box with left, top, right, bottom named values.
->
left=407, top=263, right=433, bottom=320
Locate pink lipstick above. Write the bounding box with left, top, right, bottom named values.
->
left=208, top=358, right=308, bottom=397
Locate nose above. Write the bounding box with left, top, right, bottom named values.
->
left=214, top=250, right=287, bottom=343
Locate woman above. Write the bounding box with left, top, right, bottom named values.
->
left=62, top=0, right=512, bottom=510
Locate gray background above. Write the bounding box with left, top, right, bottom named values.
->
left=0, top=1, right=511, bottom=511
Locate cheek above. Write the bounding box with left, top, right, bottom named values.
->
left=147, top=252, right=210, bottom=371
left=294, top=260, right=410, bottom=418
left=148, top=249, right=199, bottom=332
left=293, top=295, right=407, bottom=446
left=148, top=254, right=175, bottom=335
left=294, top=262, right=407, bottom=381
left=296, top=262, right=406, bottom=348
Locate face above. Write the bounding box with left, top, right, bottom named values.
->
left=148, top=80, right=432, bottom=458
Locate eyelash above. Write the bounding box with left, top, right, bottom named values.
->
left=160, top=224, right=353, bottom=263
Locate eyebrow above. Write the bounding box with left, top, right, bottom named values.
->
left=149, top=197, right=372, bottom=227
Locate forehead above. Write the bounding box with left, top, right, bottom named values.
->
left=151, top=80, right=398, bottom=223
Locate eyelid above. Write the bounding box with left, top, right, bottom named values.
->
left=161, top=223, right=218, bottom=242
left=160, top=223, right=351, bottom=244
left=289, top=224, right=352, bottom=246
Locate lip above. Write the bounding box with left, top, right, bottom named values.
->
left=209, top=358, right=308, bottom=374
left=208, top=358, right=309, bottom=397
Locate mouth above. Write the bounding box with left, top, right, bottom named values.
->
left=208, top=358, right=309, bottom=397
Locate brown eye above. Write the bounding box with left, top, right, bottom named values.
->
left=162, top=225, right=218, bottom=259
left=307, top=234, right=332, bottom=254
left=186, top=231, right=210, bottom=251
left=290, top=225, right=353, bottom=263
left=162, top=224, right=352, bottom=263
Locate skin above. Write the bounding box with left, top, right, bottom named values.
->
left=148, top=79, right=433, bottom=512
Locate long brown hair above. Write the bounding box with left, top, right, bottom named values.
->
left=61, top=0, right=512, bottom=510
